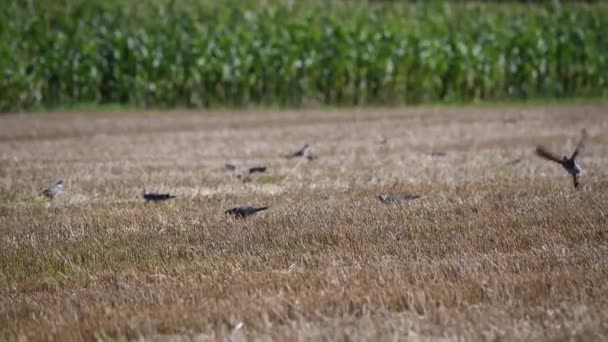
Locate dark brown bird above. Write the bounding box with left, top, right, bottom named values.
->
left=535, top=128, right=587, bottom=188
left=248, top=166, right=267, bottom=174
left=285, top=144, right=310, bottom=159
left=143, top=192, right=176, bottom=202
left=225, top=206, right=269, bottom=218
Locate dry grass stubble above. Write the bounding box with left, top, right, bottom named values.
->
left=1, top=105, right=607, bottom=341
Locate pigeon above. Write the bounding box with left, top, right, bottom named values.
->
left=225, top=206, right=269, bottom=218
left=248, top=166, right=267, bottom=174
left=377, top=136, right=388, bottom=145
left=378, top=194, right=420, bottom=204
left=40, top=179, right=63, bottom=199
left=535, top=128, right=587, bottom=188
left=236, top=174, right=252, bottom=183
left=143, top=192, right=176, bottom=202
left=285, top=144, right=310, bottom=159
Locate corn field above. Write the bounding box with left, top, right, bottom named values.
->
left=1, top=0, right=608, bottom=112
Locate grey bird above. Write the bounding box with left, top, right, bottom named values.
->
left=535, top=128, right=587, bottom=188
left=506, top=158, right=522, bottom=166
left=285, top=144, right=310, bottom=159
left=248, top=166, right=268, bottom=174
left=225, top=206, right=269, bottom=218
left=430, top=151, right=447, bottom=157
left=378, top=194, right=420, bottom=204
left=40, top=179, right=63, bottom=199
left=143, top=192, right=176, bottom=202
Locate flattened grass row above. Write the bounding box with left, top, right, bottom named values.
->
left=1, top=1, right=608, bottom=112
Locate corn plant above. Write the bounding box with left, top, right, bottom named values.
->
left=1, top=0, right=607, bottom=112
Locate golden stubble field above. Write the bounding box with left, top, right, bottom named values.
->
left=0, top=105, right=607, bottom=341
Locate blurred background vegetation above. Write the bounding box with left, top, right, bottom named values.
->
left=1, top=0, right=607, bottom=112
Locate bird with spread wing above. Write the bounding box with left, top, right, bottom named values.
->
left=535, top=128, right=587, bottom=188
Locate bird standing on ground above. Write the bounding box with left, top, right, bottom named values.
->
left=285, top=144, right=310, bottom=159
left=40, top=180, right=63, bottom=199
left=535, top=128, right=587, bottom=188
left=378, top=194, right=420, bottom=204
left=248, top=166, right=268, bottom=174
left=143, top=192, right=176, bottom=202
left=225, top=206, right=269, bottom=218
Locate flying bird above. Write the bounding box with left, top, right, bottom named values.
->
left=143, top=192, right=176, bottom=202
left=225, top=206, right=269, bottom=218
left=378, top=194, right=420, bottom=204
left=535, top=128, right=587, bottom=188
left=285, top=144, right=310, bottom=159
left=40, top=179, right=63, bottom=199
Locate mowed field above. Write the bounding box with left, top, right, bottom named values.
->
left=1, top=105, right=607, bottom=341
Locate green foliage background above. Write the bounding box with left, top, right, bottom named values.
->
left=1, top=0, right=607, bottom=112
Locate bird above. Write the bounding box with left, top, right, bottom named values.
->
left=506, top=158, right=522, bottom=166
left=305, top=154, right=318, bottom=161
left=285, top=144, right=310, bottom=159
left=40, top=179, right=63, bottom=199
left=225, top=206, right=269, bottom=218
left=535, top=128, right=587, bottom=188
left=248, top=166, right=267, bottom=174
left=236, top=174, right=253, bottom=183
left=143, top=192, right=176, bottom=202
left=378, top=194, right=420, bottom=204
left=430, top=151, right=447, bottom=157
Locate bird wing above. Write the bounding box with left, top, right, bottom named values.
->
left=535, top=146, right=563, bottom=164
left=571, top=128, right=587, bottom=159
